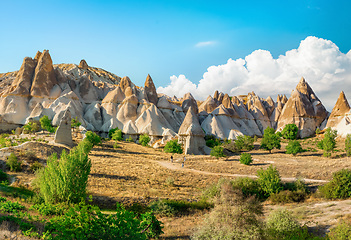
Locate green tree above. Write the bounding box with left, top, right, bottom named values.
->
left=84, top=131, right=101, bottom=146
left=71, top=117, right=81, bottom=129
left=260, top=127, right=281, bottom=153
left=239, top=153, right=253, bottom=165
left=164, top=139, right=183, bottom=154
left=257, top=165, right=283, bottom=197
left=108, top=127, right=119, bottom=139
left=318, top=127, right=337, bottom=157
left=210, top=146, right=226, bottom=158
left=139, top=134, right=150, bottom=146
left=23, top=122, right=39, bottom=134
left=235, top=135, right=254, bottom=151
left=281, top=124, right=299, bottom=140
left=345, top=134, right=351, bottom=157
left=285, top=140, right=303, bottom=156
left=112, top=129, right=123, bottom=141
left=40, top=115, right=55, bottom=133
left=205, top=135, right=221, bottom=148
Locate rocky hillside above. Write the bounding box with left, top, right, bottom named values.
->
left=1, top=50, right=350, bottom=143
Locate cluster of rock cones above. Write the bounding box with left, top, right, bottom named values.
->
left=0, top=50, right=350, bottom=154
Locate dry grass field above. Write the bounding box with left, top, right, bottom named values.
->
left=1, top=133, right=351, bottom=239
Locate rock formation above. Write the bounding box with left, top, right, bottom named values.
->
left=144, top=74, right=158, bottom=105
left=178, top=107, right=210, bottom=155
left=78, top=59, right=89, bottom=70
left=277, top=77, right=328, bottom=138
left=54, top=108, right=73, bottom=146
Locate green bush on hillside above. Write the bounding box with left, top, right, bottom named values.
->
left=139, top=134, right=150, bottom=146
left=235, top=135, right=254, bottom=151
left=7, top=153, right=22, bottom=172
left=285, top=140, right=303, bottom=156
left=239, top=152, right=253, bottom=165
left=210, top=145, right=226, bottom=158
left=164, top=139, right=183, bottom=154
left=257, top=165, right=283, bottom=197
left=281, top=124, right=299, bottom=140
left=260, top=127, right=281, bottom=153
left=319, top=169, right=351, bottom=199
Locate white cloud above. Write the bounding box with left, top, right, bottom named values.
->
left=157, top=36, right=351, bottom=110
left=195, top=41, right=216, bottom=48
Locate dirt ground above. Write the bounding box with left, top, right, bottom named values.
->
left=1, top=134, right=351, bottom=239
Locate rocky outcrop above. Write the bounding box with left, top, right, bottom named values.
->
left=54, top=108, right=73, bottom=146
left=144, top=74, right=158, bottom=105
left=178, top=107, right=210, bottom=155
left=78, top=59, right=89, bottom=70
left=182, top=93, right=198, bottom=114
left=277, top=77, right=328, bottom=138
left=198, top=96, right=218, bottom=114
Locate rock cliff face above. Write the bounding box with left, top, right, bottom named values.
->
left=1, top=50, right=346, bottom=148
left=277, top=77, right=328, bottom=138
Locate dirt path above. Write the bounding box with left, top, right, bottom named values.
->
left=156, top=160, right=328, bottom=184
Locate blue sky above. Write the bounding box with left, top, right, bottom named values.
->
left=1, top=0, right=350, bottom=105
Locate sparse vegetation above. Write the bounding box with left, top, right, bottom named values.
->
left=164, top=139, right=183, bottom=154
left=71, top=116, right=81, bottom=129
left=111, top=129, right=123, bottom=141
left=260, top=127, right=281, bottom=153
left=40, top=115, right=55, bottom=133
left=235, top=135, right=254, bottom=151
left=22, top=121, right=39, bottom=134
left=239, top=152, right=253, bottom=165
left=345, top=134, right=351, bottom=157
left=6, top=153, right=22, bottom=172
left=205, top=134, right=221, bottom=148
left=139, top=133, right=150, bottom=146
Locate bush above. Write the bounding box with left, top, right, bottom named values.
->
left=285, top=140, right=303, bottom=156
left=6, top=153, right=22, bottom=172
left=192, top=183, right=264, bottom=240
left=235, top=135, right=254, bottom=151
left=265, top=208, right=310, bottom=240
left=22, top=122, right=39, bottom=134
left=257, top=165, right=283, bottom=197
left=328, top=220, right=351, bottom=240
left=113, top=142, right=120, bottom=149
left=84, top=131, right=101, bottom=146
left=126, top=136, right=134, bottom=142
left=210, top=145, right=226, bottom=158
left=205, top=134, right=221, bottom=148
left=71, top=117, right=81, bottom=129
left=345, top=134, right=351, bottom=157
left=148, top=200, right=176, bottom=217
left=319, top=169, right=351, bottom=199
left=260, top=127, right=281, bottom=153
left=40, top=115, right=55, bottom=133
left=239, top=152, right=253, bottom=165
left=231, top=177, right=262, bottom=199
left=108, top=127, right=119, bottom=139
left=36, top=141, right=92, bottom=204
left=0, top=169, right=8, bottom=183
left=318, top=127, right=337, bottom=157
left=139, top=134, right=150, bottom=146
left=269, top=190, right=307, bottom=203
left=112, top=129, right=123, bottom=141
left=164, top=139, right=183, bottom=154
left=281, top=124, right=299, bottom=140
left=45, top=202, right=163, bottom=240
left=30, top=161, right=43, bottom=173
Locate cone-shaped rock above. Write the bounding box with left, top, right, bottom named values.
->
left=34, top=51, right=42, bottom=61
left=54, top=108, right=73, bottom=146
left=326, top=91, right=351, bottom=129
left=119, top=76, right=132, bottom=93
left=78, top=59, right=89, bottom=70
left=182, top=92, right=198, bottom=114
left=9, top=57, right=37, bottom=96
left=144, top=74, right=158, bottom=105
left=30, top=50, right=58, bottom=97
left=198, top=96, right=218, bottom=114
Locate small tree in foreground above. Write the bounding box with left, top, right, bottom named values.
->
left=260, top=127, right=281, bottom=153
left=257, top=165, right=283, bottom=197
left=281, top=124, right=299, bottom=140
left=40, top=115, right=55, bottom=133
left=239, top=153, right=253, bottom=165
left=285, top=140, right=303, bottom=156
left=164, top=139, right=183, bottom=154
left=210, top=146, right=226, bottom=158
left=319, top=169, right=351, bottom=199
left=235, top=135, right=254, bottom=151
left=317, top=127, right=337, bottom=157
left=139, top=133, right=150, bottom=146
left=112, top=129, right=123, bottom=141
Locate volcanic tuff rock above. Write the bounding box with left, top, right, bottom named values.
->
left=277, top=77, right=328, bottom=138
left=144, top=74, right=158, bottom=105
left=78, top=59, right=89, bottom=70
left=54, top=108, right=73, bottom=146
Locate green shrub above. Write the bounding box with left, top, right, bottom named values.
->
left=269, top=190, right=307, bottom=203
left=113, top=142, right=120, bottom=149
left=319, top=169, right=351, bottom=199
left=0, top=169, right=8, bottom=183
left=231, top=177, right=262, bottom=199
left=210, top=145, right=226, bottom=158
left=40, top=115, right=55, bottom=133
left=239, top=152, right=253, bottom=165
left=281, top=124, right=299, bottom=140
left=260, top=127, right=281, bottom=153
left=193, top=183, right=264, bottom=240
left=108, top=127, right=119, bottom=139
left=201, top=178, right=227, bottom=201
left=265, top=208, right=312, bottom=240
left=235, top=135, right=254, bottom=151
left=71, top=117, right=81, bottom=129
left=84, top=131, right=101, bottom=146
left=165, top=177, right=175, bottom=186
left=45, top=202, right=163, bottom=240
left=257, top=165, right=283, bottom=197
left=36, top=141, right=92, bottom=204
left=328, top=220, right=351, bottom=240
left=112, top=129, right=123, bottom=141
left=6, top=153, right=22, bottom=172
left=22, top=122, right=39, bottom=134
left=205, top=135, right=221, bottom=148
left=345, top=134, right=351, bottom=157
left=0, top=200, right=25, bottom=213
left=286, top=140, right=303, bottom=156
left=126, top=136, right=134, bottom=142
left=30, top=203, right=68, bottom=216
left=318, top=127, right=337, bottom=157
left=149, top=200, right=176, bottom=217
left=164, top=139, right=183, bottom=154
left=139, top=133, right=150, bottom=146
